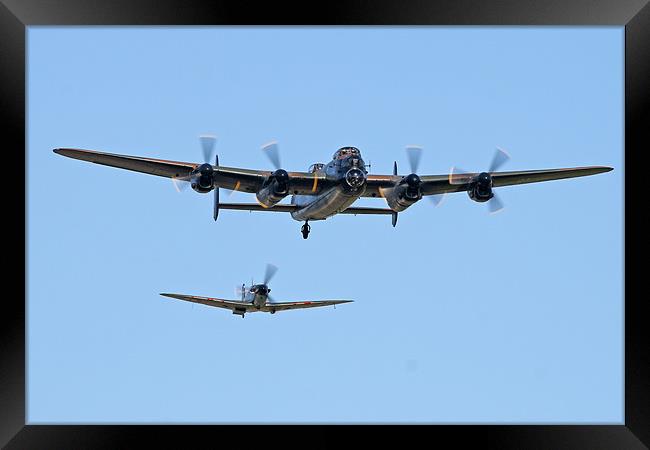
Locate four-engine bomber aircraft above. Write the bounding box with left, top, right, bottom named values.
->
left=160, top=264, right=352, bottom=318
left=54, top=135, right=613, bottom=238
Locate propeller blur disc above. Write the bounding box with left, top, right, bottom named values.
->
left=489, top=147, right=511, bottom=172
left=448, top=166, right=476, bottom=185
left=199, top=134, right=217, bottom=163
left=263, top=263, right=279, bottom=285
left=171, top=175, right=192, bottom=192
left=428, top=193, right=446, bottom=207
left=405, top=145, right=423, bottom=174
left=261, top=141, right=281, bottom=170
left=488, top=193, right=505, bottom=214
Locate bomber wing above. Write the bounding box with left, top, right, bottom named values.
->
left=53, top=148, right=333, bottom=195
left=364, top=166, right=613, bottom=197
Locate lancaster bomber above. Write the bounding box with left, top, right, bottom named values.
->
left=160, top=264, right=352, bottom=318
left=54, top=135, right=612, bottom=238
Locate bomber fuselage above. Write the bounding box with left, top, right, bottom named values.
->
left=290, top=146, right=367, bottom=222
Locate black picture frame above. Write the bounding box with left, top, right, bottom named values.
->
left=3, top=0, right=645, bottom=447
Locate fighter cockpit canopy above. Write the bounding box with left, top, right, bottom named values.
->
left=333, top=146, right=361, bottom=159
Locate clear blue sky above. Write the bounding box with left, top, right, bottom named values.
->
left=27, top=27, right=623, bottom=423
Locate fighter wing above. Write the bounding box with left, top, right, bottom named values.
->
left=260, top=300, right=353, bottom=312
left=364, top=166, right=612, bottom=197
left=160, top=293, right=253, bottom=312
left=53, top=148, right=332, bottom=195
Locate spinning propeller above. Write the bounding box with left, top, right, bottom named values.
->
left=171, top=134, right=218, bottom=192
left=236, top=263, right=280, bottom=303
left=389, top=146, right=446, bottom=207
left=200, top=134, right=218, bottom=164
left=263, top=263, right=279, bottom=303
left=261, top=141, right=290, bottom=192
left=405, top=145, right=447, bottom=207
left=262, top=141, right=282, bottom=171
left=449, top=147, right=511, bottom=214
left=263, top=263, right=279, bottom=285
left=170, top=134, right=220, bottom=220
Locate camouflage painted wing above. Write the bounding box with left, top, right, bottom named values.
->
left=160, top=293, right=253, bottom=312
left=260, top=300, right=353, bottom=312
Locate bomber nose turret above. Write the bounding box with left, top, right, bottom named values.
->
left=345, top=167, right=366, bottom=188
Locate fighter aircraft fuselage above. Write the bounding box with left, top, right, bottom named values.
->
left=246, top=284, right=271, bottom=309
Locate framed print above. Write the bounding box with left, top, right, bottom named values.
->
left=3, top=0, right=646, bottom=447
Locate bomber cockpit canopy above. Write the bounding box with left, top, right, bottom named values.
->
left=333, top=146, right=361, bottom=160
left=308, top=163, right=325, bottom=173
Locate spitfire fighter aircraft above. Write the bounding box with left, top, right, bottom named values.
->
left=160, top=264, right=352, bottom=318
left=54, top=136, right=612, bottom=238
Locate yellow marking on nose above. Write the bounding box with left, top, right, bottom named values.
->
left=312, top=176, right=319, bottom=193
left=378, top=187, right=386, bottom=198
left=234, top=181, right=241, bottom=191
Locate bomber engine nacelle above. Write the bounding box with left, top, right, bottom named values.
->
left=385, top=173, right=422, bottom=212
left=467, top=172, right=494, bottom=203
left=190, top=163, right=215, bottom=194
left=256, top=169, right=290, bottom=208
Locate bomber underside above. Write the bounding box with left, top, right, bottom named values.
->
left=290, top=186, right=362, bottom=221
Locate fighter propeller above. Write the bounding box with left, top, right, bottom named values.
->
left=263, top=263, right=279, bottom=303
left=236, top=263, right=280, bottom=303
